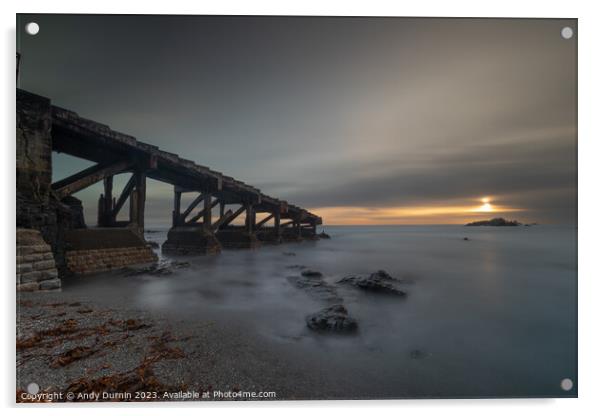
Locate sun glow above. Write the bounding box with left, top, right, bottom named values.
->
left=311, top=197, right=524, bottom=225
left=475, top=197, right=493, bottom=212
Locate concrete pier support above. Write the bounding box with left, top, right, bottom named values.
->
left=215, top=226, right=261, bottom=249
left=162, top=226, right=222, bottom=255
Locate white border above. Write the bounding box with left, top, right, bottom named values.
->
left=2, top=1, right=601, bottom=415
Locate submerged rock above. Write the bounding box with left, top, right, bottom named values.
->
left=124, top=260, right=190, bottom=276
left=305, top=304, right=358, bottom=333
left=285, top=264, right=306, bottom=270
left=318, top=231, right=331, bottom=239
left=288, top=274, right=342, bottom=303
left=301, top=269, right=323, bottom=278
left=338, top=270, right=407, bottom=296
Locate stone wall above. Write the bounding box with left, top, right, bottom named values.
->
left=17, top=89, right=84, bottom=275
left=16, top=229, right=61, bottom=291
left=63, top=228, right=157, bottom=274
left=65, top=246, right=157, bottom=275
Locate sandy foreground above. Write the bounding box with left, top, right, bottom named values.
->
left=16, top=290, right=353, bottom=402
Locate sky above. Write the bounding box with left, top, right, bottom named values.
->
left=17, top=15, right=577, bottom=225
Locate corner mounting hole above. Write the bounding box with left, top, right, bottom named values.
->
left=560, top=378, right=573, bottom=391
left=25, top=22, right=40, bottom=36
left=561, top=26, right=573, bottom=39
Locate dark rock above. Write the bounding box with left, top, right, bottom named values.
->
left=147, top=241, right=160, bottom=249
left=305, top=304, right=358, bottom=333
left=282, top=252, right=296, bottom=256
left=338, top=270, right=407, bottom=296
left=285, top=264, right=306, bottom=270
left=465, top=218, right=521, bottom=226
left=301, top=269, right=323, bottom=278
left=124, top=260, right=190, bottom=276
left=463, top=237, right=469, bottom=241
left=318, top=231, right=331, bottom=239
left=287, top=275, right=342, bottom=303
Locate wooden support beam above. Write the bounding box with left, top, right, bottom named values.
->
left=112, top=174, right=136, bottom=218
left=203, top=194, right=212, bottom=230
left=129, top=188, right=138, bottom=224
left=245, top=204, right=256, bottom=233
left=280, top=220, right=294, bottom=227
left=219, top=202, right=225, bottom=218
left=181, top=192, right=205, bottom=221
left=212, top=209, right=233, bottom=230
left=97, top=176, right=114, bottom=226
left=103, top=176, right=113, bottom=216
left=135, top=170, right=146, bottom=230
left=256, top=213, right=274, bottom=229
left=52, top=160, right=132, bottom=199
left=219, top=205, right=246, bottom=228
left=186, top=198, right=219, bottom=225
left=173, top=188, right=182, bottom=226
left=274, top=210, right=281, bottom=236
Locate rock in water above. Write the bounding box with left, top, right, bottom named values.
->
left=124, top=260, right=190, bottom=276
left=287, top=275, right=342, bottom=303
left=301, top=269, right=323, bottom=277
left=306, top=304, right=358, bottom=333
left=338, top=270, right=407, bottom=296
left=318, top=231, right=331, bottom=239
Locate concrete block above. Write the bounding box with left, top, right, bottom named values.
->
left=39, top=279, right=61, bottom=290
left=17, top=282, right=39, bottom=292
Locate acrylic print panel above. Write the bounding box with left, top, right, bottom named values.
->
left=16, top=14, right=577, bottom=401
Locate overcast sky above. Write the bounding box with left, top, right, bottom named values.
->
left=18, top=15, right=577, bottom=225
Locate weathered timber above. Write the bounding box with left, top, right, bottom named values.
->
left=212, top=209, right=233, bottom=230
left=256, top=213, right=275, bottom=228
left=111, top=174, right=136, bottom=218
left=186, top=197, right=219, bottom=225
left=203, top=194, right=212, bottom=229
left=52, top=161, right=132, bottom=199
left=172, top=189, right=182, bottom=226
left=219, top=205, right=247, bottom=228
left=245, top=204, right=256, bottom=233
left=134, top=170, right=146, bottom=231
left=180, top=192, right=206, bottom=220
left=18, top=89, right=323, bottom=270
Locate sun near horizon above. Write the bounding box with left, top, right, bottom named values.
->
left=310, top=196, right=527, bottom=225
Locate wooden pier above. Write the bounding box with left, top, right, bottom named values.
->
left=16, top=89, right=322, bottom=287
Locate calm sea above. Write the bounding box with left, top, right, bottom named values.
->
left=65, top=224, right=578, bottom=398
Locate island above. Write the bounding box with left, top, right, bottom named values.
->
left=465, top=218, right=521, bottom=226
